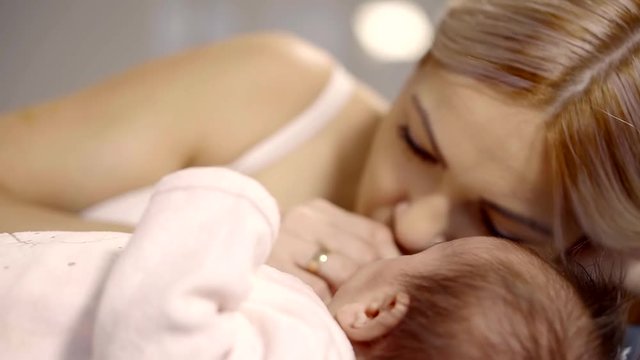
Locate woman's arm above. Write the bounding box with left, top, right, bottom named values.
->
left=0, top=191, right=132, bottom=232
left=0, top=32, right=336, bottom=231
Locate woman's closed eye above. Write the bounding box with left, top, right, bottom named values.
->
left=479, top=205, right=524, bottom=243
left=398, top=124, right=439, bottom=164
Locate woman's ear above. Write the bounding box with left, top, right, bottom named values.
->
left=335, top=292, right=410, bottom=342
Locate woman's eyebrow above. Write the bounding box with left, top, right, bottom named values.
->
left=481, top=199, right=553, bottom=237
left=410, top=94, right=551, bottom=237
left=411, top=94, right=448, bottom=167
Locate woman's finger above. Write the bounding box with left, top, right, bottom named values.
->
left=286, top=267, right=332, bottom=303
left=272, top=198, right=401, bottom=294
left=311, top=199, right=401, bottom=258
left=267, top=243, right=332, bottom=302
left=281, top=201, right=379, bottom=265
left=270, top=228, right=359, bottom=290
left=320, top=235, right=377, bottom=266
left=315, top=251, right=360, bottom=291
left=295, top=249, right=359, bottom=292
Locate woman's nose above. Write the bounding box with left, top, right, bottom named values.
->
left=393, top=194, right=450, bottom=254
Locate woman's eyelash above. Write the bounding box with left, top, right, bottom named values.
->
left=479, top=206, right=523, bottom=243
left=398, top=125, right=439, bottom=164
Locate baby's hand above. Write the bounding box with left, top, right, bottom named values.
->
left=267, top=199, right=401, bottom=303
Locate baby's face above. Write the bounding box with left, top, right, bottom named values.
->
left=328, top=236, right=538, bottom=315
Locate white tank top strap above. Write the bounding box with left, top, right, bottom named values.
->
left=228, top=65, right=354, bottom=174
left=81, top=65, right=355, bottom=226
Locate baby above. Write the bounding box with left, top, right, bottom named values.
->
left=329, top=239, right=616, bottom=360
left=0, top=168, right=622, bottom=360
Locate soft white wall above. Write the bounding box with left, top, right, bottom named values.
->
left=0, top=0, right=446, bottom=112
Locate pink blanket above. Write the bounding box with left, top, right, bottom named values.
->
left=0, top=167, right=354, bottom=360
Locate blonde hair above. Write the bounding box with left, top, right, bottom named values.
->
left=429, top=0, right=640, bottom=250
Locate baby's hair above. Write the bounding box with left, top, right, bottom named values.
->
left=365, top=242, right=627, bottom=360
left=558, top=251, right=632, bottom=360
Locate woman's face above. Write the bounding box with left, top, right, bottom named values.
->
left=356, top=60, right=576, bottom=256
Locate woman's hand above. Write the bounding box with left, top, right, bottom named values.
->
left=267, top=199, right=401, bottom=302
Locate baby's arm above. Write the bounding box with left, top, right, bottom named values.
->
left=92, top=167, right=280, bottom=360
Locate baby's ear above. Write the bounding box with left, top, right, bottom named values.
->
left=335, top=292, right=410, bottom=342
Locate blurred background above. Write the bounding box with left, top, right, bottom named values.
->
left=0, top=0, right=447, bottom=113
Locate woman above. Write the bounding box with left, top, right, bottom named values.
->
left=0, top=0, right=639, bottom=302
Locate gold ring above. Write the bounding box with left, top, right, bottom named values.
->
left=306, top=244, right=330, bottom=274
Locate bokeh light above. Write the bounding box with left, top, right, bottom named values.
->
left=353, top=0, right=434, bottom=62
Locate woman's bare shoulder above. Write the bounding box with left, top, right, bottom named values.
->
left=187, top=31, right=340, bottom=164
left=0, top=32, right=381, bottom=212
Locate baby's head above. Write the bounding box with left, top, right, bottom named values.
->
left=328, top=237, right=619, bottom=359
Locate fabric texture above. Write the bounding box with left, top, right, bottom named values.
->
left=0, top=167, right=355, bottom=360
